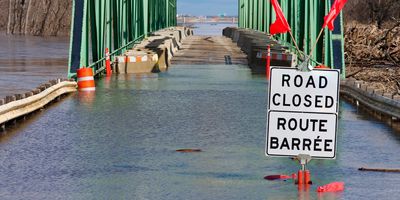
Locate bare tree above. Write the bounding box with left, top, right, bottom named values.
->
left=344, top=0, right=400, bottom=28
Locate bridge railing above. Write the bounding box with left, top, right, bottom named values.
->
left=238, top=0, right=345, bottom=77
left=68, top=0, right=177, bottom=78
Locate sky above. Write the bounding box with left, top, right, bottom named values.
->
left=177, top=0, right=238, bottom=16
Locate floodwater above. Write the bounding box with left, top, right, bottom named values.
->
left=0, top=24, right=400, bottom=199
left=0, top=65, right=399, bottom=199
left=181, top=23, right=237, bottom=36
left=0, top=32, right=69, bottom=98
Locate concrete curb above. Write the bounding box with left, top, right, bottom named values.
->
left=0, top=80, right=77, bottom=127
left=340, top=78, right=400, bottom=119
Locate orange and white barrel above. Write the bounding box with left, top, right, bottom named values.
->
left=77, top=67, right=95, bottom=91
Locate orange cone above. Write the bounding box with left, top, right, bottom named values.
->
left=105, top=48, right=112, bottom=76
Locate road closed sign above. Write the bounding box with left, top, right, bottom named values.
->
left=266, top=67, right=340, bottom=159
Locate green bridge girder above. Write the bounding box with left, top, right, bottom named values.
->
left=238, top=0, right=345, bottom=76
left=68, top=0, right=177, bottom=78
left=68, top=0, right=345, bottom=78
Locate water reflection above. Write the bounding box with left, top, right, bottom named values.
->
left=0, top=33, right=68, bottom=98
left=317, top=192, right=344, bottom=200
left=297, top=185, right=311, bottom=200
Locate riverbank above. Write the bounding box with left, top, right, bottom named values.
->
left=344, top=22, right=400, bottom=95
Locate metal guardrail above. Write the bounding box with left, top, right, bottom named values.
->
left=340, top=79, right=400, bottom=119
left=0, top=81, right=77, bottom=127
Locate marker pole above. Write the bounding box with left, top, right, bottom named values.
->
left=266, top=45, right=271, bottom=80
left=297, top=154, right=312, bottom=186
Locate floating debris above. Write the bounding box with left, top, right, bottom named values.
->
left=264, top=173, right=296, bottom=181
left=358, top=167, right=400, bottom=173
left=175, top=149, right=202, bottom=153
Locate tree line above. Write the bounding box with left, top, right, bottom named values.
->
left=344, top=0, right=400, bottom=28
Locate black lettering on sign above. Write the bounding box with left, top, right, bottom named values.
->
left=299, top=119, right=308, bottom=131
left=310, top=119, right=318, bottom=132
left=271, top=94, right=335, bottom=109
left=270, top=137, right=279, bottom=149
left=319, top=120, right=328, bottom=132
left=325, top=96, right=334, bottom=108
left=268, top=137, right=335, bottom=153
left=276, top=118, right=331, bottom=132
left=292, top=138, right=301, bottom=150
left=319, top=76, right=328, bottom=88
left=272, top=93, right=281, bottom=106
left=280, top=138, right=290, bottom=150
left=288, top=118, right=297, bottom=131
left=324, top=139, right=333, bottom=152
left=292, top=95, right=301, bottom=106
left=280, top=74, right=329, bottom=89
left=315, top=95, right=323, bottom=108
left=277, top=118, right=286, bottom=130
left=304, top=95, right=312, bottom=107
left=303, top=139, right=312, bottom=150
left=283, top=94, right=290, bottom=107
left=294, top=75, right=303, bottom=87
left=306, top=76, right=316, bottom=88
left=314, top=136, right=322, bottom=151
left=282, top=74, right=290, bottom=87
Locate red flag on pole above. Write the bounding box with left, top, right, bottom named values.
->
left=270, top=0, right=291, bottom=35
left=323, top=0, right=348, bottom=31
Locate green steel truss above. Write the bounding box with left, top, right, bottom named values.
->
left=238, top=0, right=345, bottom=76
left=68, top=0, right=177, bottom=78
left=68, top=0, right=345, bottom=77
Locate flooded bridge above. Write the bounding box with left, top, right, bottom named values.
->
left=0, top=0, right=399, bottom=200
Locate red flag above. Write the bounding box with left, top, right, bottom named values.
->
left=270, top=0, right=291, bottom=35
left=323, top=0, right=348, bottom=31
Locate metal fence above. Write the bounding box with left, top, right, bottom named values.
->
left=68, top=0, right=177, bottom=78
left=238, top=0, right=345, bottom=76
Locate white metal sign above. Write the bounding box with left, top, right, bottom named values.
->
left=266, top=67, right=340, bottom=159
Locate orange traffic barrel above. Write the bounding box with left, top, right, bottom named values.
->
left=77, top=67, right=95, bottom=91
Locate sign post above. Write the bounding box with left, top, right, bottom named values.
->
left=266, top=67, right=340, bottom=185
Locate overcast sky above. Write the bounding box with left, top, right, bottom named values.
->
left=177, top=0, right=238, bottom=16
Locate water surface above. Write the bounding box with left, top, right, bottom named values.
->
left=0, top=65, right=399, bottom=199
left=0, top=33, right=69, bottom=97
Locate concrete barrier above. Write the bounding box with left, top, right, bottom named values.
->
left=113, top=26, right=193, bottom=74
left=223, top=27, right=295, bottom=73
left=0, top=80, right=77, bottom=128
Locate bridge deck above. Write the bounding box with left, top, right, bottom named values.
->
left=171, top=36, right=248, bottom=65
